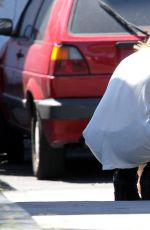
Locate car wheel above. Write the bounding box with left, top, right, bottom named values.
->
left=31, top=112, right=65, bottom=180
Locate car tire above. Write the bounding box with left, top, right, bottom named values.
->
left=31, top=112, right=65, bottom=180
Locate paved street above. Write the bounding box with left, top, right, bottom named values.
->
left=0, top=192, right=41, bottom=229
left=0, top=161, right=150, bottom=230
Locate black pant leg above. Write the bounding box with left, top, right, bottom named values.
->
left=140, top=162, right=150, bottom=200
left=113, top=167, right=140, bottom=201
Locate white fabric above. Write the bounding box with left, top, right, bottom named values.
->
left=83, top=48, right=150, bottom=170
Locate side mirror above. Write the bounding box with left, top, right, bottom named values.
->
left=0, top=19, right=13, bottom=35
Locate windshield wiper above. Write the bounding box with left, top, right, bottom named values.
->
left=98, top=0, right=150, bottom=37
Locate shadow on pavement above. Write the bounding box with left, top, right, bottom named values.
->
left=0, top=158, right=113, bottom=184
left=0, top=179, right=16, bottom=191
left=17, top=200, right=150, bottom=216
left=0, top=137, right=114, bottom=183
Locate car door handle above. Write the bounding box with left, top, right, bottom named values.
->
left=16, top=50, right=24, bottom=59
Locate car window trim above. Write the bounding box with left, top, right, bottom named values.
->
left=14, top=0, right=43, bottom=40
left=33, top=0, right=55, bottom=41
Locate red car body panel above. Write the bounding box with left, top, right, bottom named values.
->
left=42, top=119, right=89, bottom=145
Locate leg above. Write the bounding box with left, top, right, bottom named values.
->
left=113, top=168, right=140, bottom=201
left=140, top=162, right=150, bottom=200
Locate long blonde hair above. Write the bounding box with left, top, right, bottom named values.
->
left=134, top=38, right=150, bottom=51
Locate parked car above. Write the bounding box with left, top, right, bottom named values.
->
left=0, top=0, right=149, bottom=179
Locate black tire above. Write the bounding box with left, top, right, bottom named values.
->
left=31, top=112, right=65, bottom=180
left=0, top=113, right=24, bottom=163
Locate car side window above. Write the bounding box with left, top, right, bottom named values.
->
left=18, top=0, right=42, bottom=39
left=33, top=0, right=54, bottom=41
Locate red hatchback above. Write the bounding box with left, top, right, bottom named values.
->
left=0, top=0, right=149, bottom=179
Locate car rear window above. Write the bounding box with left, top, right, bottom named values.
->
left=70, top=0, right=150, bottom=35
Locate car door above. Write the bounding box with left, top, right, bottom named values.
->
left=2, top=0, right=54, bottom=129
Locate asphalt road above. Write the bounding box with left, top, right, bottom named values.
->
left=1, top=158, right=150, bottom=230
left=0, top=156, right=114, bottom=229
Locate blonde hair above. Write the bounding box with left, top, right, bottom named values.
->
left=134, top=37, right=150, bottom=51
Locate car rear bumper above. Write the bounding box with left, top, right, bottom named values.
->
left=36, top=98, right=100, bottom=120
left=36, top=98, right=100, bottom=146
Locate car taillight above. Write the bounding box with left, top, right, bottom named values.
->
left=49, top=45, right=89, bottom=76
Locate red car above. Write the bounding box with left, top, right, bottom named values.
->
left=0, top=0, right=149, bottom=179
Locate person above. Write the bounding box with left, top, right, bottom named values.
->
left=83, top=38, right=150, bottom=201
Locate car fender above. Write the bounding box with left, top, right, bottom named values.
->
left=25, top=78, right=44, bottom=101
